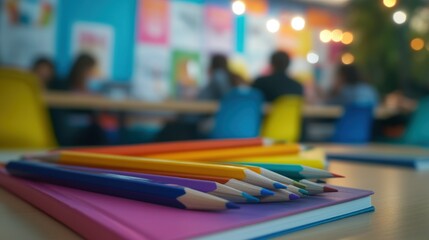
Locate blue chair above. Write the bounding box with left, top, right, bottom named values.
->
left=402, top=97, right=429, bottom=146
left=331, top=104, right=375, bottom=144
left=211, top=87, right=264, bottom=139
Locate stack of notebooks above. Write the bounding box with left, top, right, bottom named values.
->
left=0, top=138, right=374, bottom=239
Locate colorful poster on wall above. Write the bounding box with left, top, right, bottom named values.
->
left=204, top=5, right=233, bottom=53
left=137, top=0, right=169, bottom=44
left=171, top=50, right=201, bottom=100
left=278, top=11, right=312, bottom=58
left=245, top=14, right=276, bottom=78
left=71, top=22, right=114, bottom=79
left=243, top=0, right=268, bottom=15
left=307, top=8, right=337, bottom=29
left=133, top=44, right=170, bottom=101
left=276, top=11, right=314, bottom=83
left=170, top=1, right=203, bottom=50
left=0, top=0, right=57, bottom=67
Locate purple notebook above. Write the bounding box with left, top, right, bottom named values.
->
left=0, top=169, right=374, bottom=240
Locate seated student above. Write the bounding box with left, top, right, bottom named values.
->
left=66, top=53, right=98, bottom=92
left=32, top=57, right=55, bottom=87
left=327, top=64, right=378, bottom=106
left=32, top=57, right=69, bottom=145
left=156, top=55, right=246, bottom=142
left=252, top=50, right=303, bottom=102
left=199, top=54, right=245, bottom=101
left=64, top=53, right=107, bottom=146
left=31, top=57, right=66, bottom=90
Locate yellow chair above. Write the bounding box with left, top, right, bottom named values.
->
left=0, top=68, right=56, bottom=149
left=261, top=95, right=303, bottom=142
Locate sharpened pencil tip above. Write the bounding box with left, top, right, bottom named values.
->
left=226, top=202, right=240, bottom=209
left=332, top=173, right=345, bottom=178
left=260, top=188, right=275, bottom=196
left=324, top=186, right=338, bottom=192
left=242, top=193, right=260, bottom=203
left=299, top=188, right=310, bottom=195
left=290, top=193, right=300, bottom=200
left=273, top=182, right=286, bottom=189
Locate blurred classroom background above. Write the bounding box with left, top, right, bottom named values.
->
left=1, top=0, right=429, bottom=148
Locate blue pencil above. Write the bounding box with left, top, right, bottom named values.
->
left=5, top=161, right=239, bottom=211
left=62, top=165, right=259, bottom=203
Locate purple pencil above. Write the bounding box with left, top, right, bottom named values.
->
left=62, top=165, right=259, bottom=203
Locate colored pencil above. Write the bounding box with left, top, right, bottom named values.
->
left=236, top=163, right=343, bottom=180
left=63, top=165, right=259, bottom=203
left=231, top=164, right=307, bottom=190
left=212, top=178, right=275, bottom=197
left=282, top=184, right=309, bottom=196
left=226, top=148, right=326, bottom=169
left=101, top=169, right=275, bottom=197
left=68, top=138, right=274, bottom=156
left=299, top=179, right=338, bottom=194
left=258, top=190, right=300, bottom=202
left=6, top=161, right=238, bottom=211
left=145, top=144, right=304, bottom=161
left=26, top=151, right=287, bottom=190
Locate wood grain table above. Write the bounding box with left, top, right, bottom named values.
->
left=1, top=145, right=428, bottom=239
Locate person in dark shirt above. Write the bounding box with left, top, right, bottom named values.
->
left=252, top=50, right=303, bottom=102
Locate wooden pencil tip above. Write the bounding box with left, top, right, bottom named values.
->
left=332, top=173, right=345, bottom=178
left=323, top=186, right=338, bottom=192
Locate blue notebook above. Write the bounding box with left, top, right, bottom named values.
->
left=328, top=153, right=429, bottom=170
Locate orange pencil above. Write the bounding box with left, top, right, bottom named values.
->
left=68, top=138, right=273, bottom=156
left=145, top=144, right=304, bottom=161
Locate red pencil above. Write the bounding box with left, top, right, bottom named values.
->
left=66, top=138, right=273, bottom=156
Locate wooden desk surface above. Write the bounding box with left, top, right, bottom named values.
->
left=1, top=145, right=428, bottom=239
left=43, top=91, right=401, bottom=119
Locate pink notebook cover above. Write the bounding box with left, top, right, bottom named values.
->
left=0, top=169, right=373, bottom=240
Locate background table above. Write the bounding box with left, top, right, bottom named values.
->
left=44, top=91, right=401, bottom=119
left=1, top=145, right=429, bottom=239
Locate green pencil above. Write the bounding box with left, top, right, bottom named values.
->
left=235, top=163, right=343, bottom=180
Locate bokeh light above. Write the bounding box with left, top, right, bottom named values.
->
left=331, top=29, right=343, bottom=42
left=383, top=0, right=397, bottom=8
left=410, top=38, right=424, bottom=51
left=341, top=53, right=355, bottom=65
left=319, top=30, right=332, bottom=43
left=291, top=16, right=306, bottom=31
left=266, top=18, right=280, bottom=33
left=341, top=32, right=354, bottom=45
left=306, top=52, right=320, bottom=64
left=393, top=11, right=407, bottom=24
left=232, top=1, right=246, bottom=15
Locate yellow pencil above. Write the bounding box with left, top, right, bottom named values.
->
left=26, top=151, right=287, bottom=190
left=226, top=148, right=327, bottom=169
left=145, top=144, right=304, bottom=161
